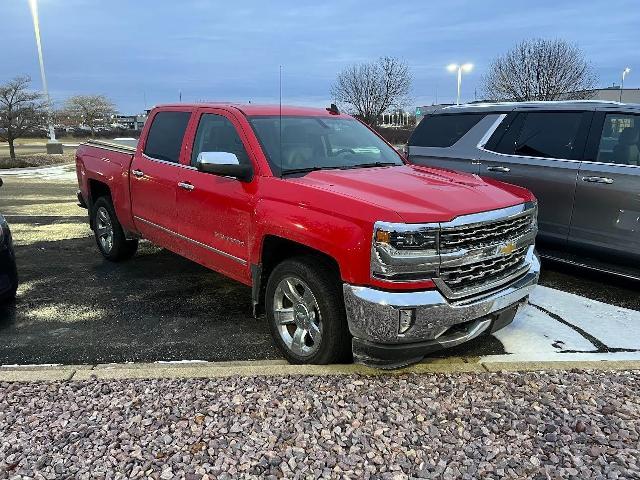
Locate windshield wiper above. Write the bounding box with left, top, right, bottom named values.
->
left=281, top=166, right=341, bottom=176
left=339, top=162, right=399, bottom=170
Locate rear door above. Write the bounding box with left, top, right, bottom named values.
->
left=130, top=109, right=192, bottom=244
left=481, top=110, right=592, bottom=245
left=408, top=113, right=497, bottom=174
left=569, top=111, right=640, bottom=260
left=173, top=108, right=255, bottom=283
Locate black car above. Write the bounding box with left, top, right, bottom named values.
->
left=0, top=179, right=18, bottom=302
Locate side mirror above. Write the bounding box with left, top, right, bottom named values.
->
left=196, top=152, right=253, bottom=182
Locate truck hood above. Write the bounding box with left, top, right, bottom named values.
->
left=293, top=164, right=534, bottom=223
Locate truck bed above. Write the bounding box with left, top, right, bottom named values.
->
left=84, top=139, right=137, bottom=154
left=76, top=140, right=137, bottom=234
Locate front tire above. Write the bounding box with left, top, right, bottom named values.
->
left=92, top=196, right=138, bottom=261
left=265, top=256, right=351, bottom=364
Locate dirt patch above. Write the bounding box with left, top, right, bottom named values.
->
left=0, top=152, right=75, bottom=169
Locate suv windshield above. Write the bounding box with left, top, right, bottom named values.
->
left=249, top=116, right=404, bottom=176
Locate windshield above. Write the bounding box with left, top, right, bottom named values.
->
left=249, top=116, right=404, bottom=176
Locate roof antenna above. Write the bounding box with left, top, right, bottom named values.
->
left=279, top=65, right=283, bottom=178
left=326, top=103, right=340, bottom=115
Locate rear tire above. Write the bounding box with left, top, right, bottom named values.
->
left=265, top=256, right=352, bottom=364
left=92, top=196, right=138, bottom=261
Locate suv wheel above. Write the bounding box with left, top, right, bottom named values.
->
left=92, top=197, right=138, bottom=261
left=265, top=256, right=351, bottom=364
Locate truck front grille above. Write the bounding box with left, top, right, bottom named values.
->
left=439, top=212, right=534, bottom=253
left=439, top=246, right=529, bottom=297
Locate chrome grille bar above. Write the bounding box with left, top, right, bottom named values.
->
left=440, top=213, right=534, bottom=252
left=434, top=202, right=537, bottom=299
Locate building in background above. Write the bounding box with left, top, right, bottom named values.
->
left=111, top=113, right=148, bottom=130
left=589, top=87, right=640, bottom=103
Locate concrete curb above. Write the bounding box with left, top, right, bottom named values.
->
left=2, top=357, right=640, bottom=382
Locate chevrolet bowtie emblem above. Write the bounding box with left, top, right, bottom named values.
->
left=498, top=242, right=516, bottom=255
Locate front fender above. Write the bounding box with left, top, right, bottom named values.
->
left=251, top=198, right=372, bottom=284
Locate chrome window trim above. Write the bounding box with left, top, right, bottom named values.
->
left=141, top=153, right=197, bottom=170
left=134, top=216, right=247, bottom=265
left=478, top=145, right=581, bottom=165
left=579, top=159, right=640, bottom=170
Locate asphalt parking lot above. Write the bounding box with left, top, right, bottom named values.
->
left=0, top=164, right=639, bottom=366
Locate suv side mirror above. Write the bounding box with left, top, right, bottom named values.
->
left=196, top=152, right=253, bottom=182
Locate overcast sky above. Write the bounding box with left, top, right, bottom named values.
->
left=4, top=0, right=639, bottom=114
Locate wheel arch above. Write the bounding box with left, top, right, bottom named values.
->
left=252, top=235, right=341, bottom=317
left=87, top=179, right=112, bottom=229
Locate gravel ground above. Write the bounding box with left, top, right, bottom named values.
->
left=1, top=371, right=639, bottom=479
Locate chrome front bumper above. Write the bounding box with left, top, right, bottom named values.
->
left=343, top=251, right=540, bottom=367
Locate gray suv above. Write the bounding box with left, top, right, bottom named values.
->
left=408, top=101, right=640, bottom=278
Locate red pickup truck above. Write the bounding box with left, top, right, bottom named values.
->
left=76, top=103, right=539, bottom=367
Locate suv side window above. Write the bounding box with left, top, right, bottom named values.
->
left=143, top=111, right=191, bottom=163
left=488, top=112, right=586, bottom=160
left=515, top=112, right=584, bottom=159
left=191, top=114, right=251, bottom=167
left=597, top=114, right=639, bottom=165
left=409, top=113, right=486, bottom=148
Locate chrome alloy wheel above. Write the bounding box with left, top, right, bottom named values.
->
left=95, top=206, right=114, bottom=254
left=273, top=276, right=322, bottom=357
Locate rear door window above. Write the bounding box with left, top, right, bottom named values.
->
left=143, top=111, right=191, bottom=163
left=596, top=114, right=639, bottom=165
left=409, top=113, right=486, bottom=148
left=508, top=112, right=584, bottom=160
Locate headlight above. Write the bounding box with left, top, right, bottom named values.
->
left=371, top=221, right=439, bottom=281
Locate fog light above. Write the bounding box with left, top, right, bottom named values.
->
left=398, top=309, right=415, bottom=334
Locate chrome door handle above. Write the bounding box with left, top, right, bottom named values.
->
left=582, top=176, right=614, bottom=184
left=178, top=181, right=195, bottom=191
left=471, top=160, right=482, bottom=165
left=487, top=166, right=510, bottom=173
left=132, top=169, right=144, bottom=178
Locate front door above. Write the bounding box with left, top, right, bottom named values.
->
left=570, top=112, right=640, bottom=261
left=130, top=109, right=191, bottom=246
left=173, top=109, right=255, bottom=284
left=480, top=111, right=592, bottom=245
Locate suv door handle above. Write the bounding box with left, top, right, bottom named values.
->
left=178, top=181, right=195, bottom=191
left=487, top=166, right=510, bottom=173
left=582, top=176, right=614, bottom=184
left=132, top=169, right=144, bottom=178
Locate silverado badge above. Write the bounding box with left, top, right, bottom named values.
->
left=497, top=242, right=516, bottom=256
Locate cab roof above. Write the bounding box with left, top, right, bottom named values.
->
left=154, top=103, right=351, bottom=117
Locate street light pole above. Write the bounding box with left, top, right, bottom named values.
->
left=28, top=0, right=62, bottom=153
left=447, top=63, right=474, bottom=105
left=621, top=67, right=631, bottom=103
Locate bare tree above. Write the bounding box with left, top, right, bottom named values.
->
left=331, top=57, right=412, bottom=125
left=62, top=95, right=116, bottom=136
left=0, top=76, right=48, bottom=161
left=481, top=39, right=598, bottom=102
